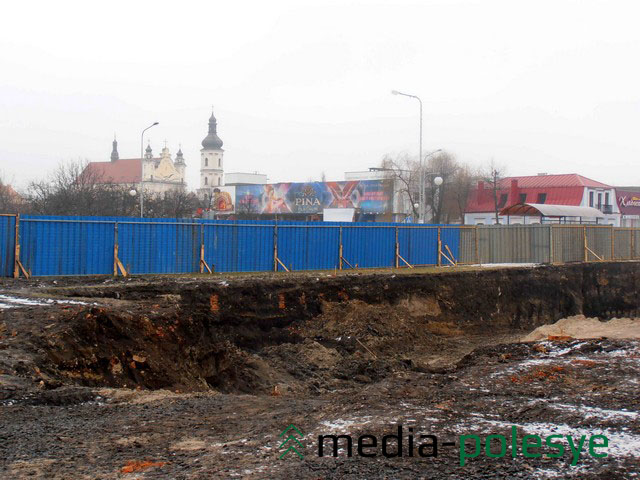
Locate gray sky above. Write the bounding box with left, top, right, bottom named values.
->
left=1, top=0, right=639, bottom=190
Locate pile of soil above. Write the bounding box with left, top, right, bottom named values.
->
left=522, top=315, right=640, bottom=342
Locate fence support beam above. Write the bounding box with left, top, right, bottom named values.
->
left=583, top=226, right=588, bottom=262
left=113, top=222, right=128, bottom=277
left=437, top=227, right=442, bottom=267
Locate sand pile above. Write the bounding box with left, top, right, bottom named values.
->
left=522, top=315, right=640, bottom=342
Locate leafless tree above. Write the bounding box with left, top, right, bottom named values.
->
left=380, top=153, right=421, bottom=220
left=27, top=160, right=138, bottom=216
left=481, top=159, right=507, bottom=224
left=447, top=164, right=476, bottom=224
left=425, top=151, right=459, bottom=224
left=145, top=189, right=199, bottom=218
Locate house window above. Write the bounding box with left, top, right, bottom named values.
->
left=519, top=193, right=527, bottom=203
left=498, top=193, right=508, bottom=208
left=205, top=158, right=208, bottom=167
left=204, top=177, right=208, bottom=185
left=218, top=158, right=221, bottom=167
left=605, top=192, right=610, bottom=206
left=597, top=193, right=602, bottom=209
left=537, top=193, right=547, bottom=204
left=218, top=177, right=221, bottom=186
left=589, top=191, right=594, bottom=207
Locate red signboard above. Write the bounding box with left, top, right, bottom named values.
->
left=617, top=190, right=640, bottom=216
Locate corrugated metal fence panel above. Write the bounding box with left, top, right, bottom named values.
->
left=552, top=226, right=584, bottom=263
left=398, top=227, right=438, bottom=266
left=458, top=228, right=477, bottom=264
left=477, top=225, right=550, bottom=264
left=613, top=230, right=632, bottom=260
left=203, top=221, right=274, bottom=273
left=0, top=216, right=16, bottom=277
left=586, top=227, right=612, bottom=261
left=277, top=224, right=341, bottom=271
left=342, top=223, right=396, bottom=268
left=20, top=216, right=115, bottom=276
left=440, top=227, right=462, bottom=264
left=118, top=219, right=200, bottom=274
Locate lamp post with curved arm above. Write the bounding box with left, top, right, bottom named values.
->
left=391, top=90, right=427, bottom=221
left=139, top=122, right=159, bottom=217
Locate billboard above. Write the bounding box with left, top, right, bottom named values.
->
left=617, top=190, right=640, bottom=216
left=236, top=180, right=392, bottom=215
left=210, top=186, right=236, bottom=213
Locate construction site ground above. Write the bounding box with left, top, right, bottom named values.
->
left=0, top=262, right=639, bottom=479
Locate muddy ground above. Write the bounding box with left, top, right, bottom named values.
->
left=0, top=263, right=639, bottom=479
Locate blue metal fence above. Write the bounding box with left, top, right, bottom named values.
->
left=2, top=214, right=461, bottom=277
left=0, top=215, right=16, bottom=277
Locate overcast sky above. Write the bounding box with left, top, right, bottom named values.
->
left=1, top=0, right=639, bottom=190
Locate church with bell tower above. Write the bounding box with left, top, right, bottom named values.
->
left=200, top=110, right=224, bottom=190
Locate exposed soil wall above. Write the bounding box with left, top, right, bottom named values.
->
left=179, top=262, right=640, bottom=331
left=4, top=262, right=639, bottom=396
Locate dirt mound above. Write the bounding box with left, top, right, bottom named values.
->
left=522, top=315, right=640, bottom=342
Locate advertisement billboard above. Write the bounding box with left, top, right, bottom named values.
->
left=617, top=190, right=640, bottom=217
left=210, top=186, right=236, bottom=213
left=235, top=180, right=392, bottom=215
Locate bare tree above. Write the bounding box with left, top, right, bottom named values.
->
left=425, top=151, right=459, bottom=223
left=448, top=164, right=476, bottom=224
left=481, top=159, right=507, bottom=224
left=145, top=189, right=199, bottom=218
left=380, top=153, right=421, bottom=221
left=27, top=160, right=138, bottom=216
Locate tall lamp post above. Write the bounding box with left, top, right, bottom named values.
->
left=140, top=122, right=159, bottom=217
left=391, top=90, right=425, bottom=221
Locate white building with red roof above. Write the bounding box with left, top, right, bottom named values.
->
left=82, top=137, right=186, bottom=195
left=464, top=173, right=620, bottom=226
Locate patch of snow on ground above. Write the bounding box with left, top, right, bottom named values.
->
left=0, top=294, right=91, bottom=309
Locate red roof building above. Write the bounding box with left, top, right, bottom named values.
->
left=464, top=173, right=620, bottom=226
left=82, top=137, right=186, bottom=195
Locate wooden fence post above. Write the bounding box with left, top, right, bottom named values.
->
left=113, top=222, right=118, bottom=276
left=13, top=214, right=20, bottom=279
left=273, top=224, right=278, bottom=272
left=394, top=227, right=399, bottom=268
left=610, top=226, right=614, bottom=260
left=583, top=226, right=588, bottom=262
left=437, top=227, right=442, bottom=267
left=339, top=226, right=343, bottom=271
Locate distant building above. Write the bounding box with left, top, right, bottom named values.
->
left=344, top=169, right=414, bottom=222
left=464, top=173, right=620, bottom=226
left=224, top=172, right=268, bottom=186
left=83, top=137, right=186, bottom=195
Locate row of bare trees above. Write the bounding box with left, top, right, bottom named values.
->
left=1, top=160, right=200, bottom=218
left=380, top=151, right=505, bottom=224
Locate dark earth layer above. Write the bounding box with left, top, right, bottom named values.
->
left=0, top=262, right=639, bottom=479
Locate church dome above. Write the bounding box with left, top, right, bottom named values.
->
left=201, top=111, right=224, bottom=150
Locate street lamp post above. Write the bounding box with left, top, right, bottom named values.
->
left=140, top=122, right=159, bottom=217
left=392, top=90, right=424, bottom=220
